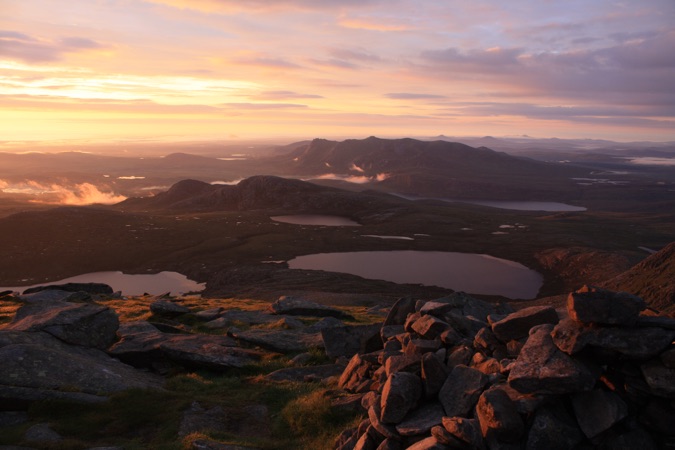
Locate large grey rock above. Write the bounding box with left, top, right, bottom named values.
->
left=268, top=296, right=352, bottom=319
left=491, top=306, right=558, bottom=342
left=150, top=300, right=190, bottom=317
left=572, top=389, right=628, bottom=439
left=552, top=318, right=675, bottom=359
left=411, top=315, right=450, bottom=339
left=0, top=331, right=162, bottom=405
left=476, top=388, right=524, bottom=443
left=24, top=423, right=62, bottom=443
left=394, top=402, right=444, bottom=436
left=380, top=372, right=422, bottom=424
left=525, top=403, right=584, bottom=450
left=7, top=301, right=119, bottom=350
left=159, top=334, right=264, bottom=370
left=229, top=328, right=322, bottom=353
left=368, top=401, right=398, bottom=440
left=421, top=353, right=449, bottom=398
left=322, top=323, right=383, bottom=359
left=441, top=417, right=484, bottom=449
left=438, top=365, right=488, bottom=418
left=384, top=297, right=417, bottom=326
left=641, top=360, right=675, bottom=398
left=339, top=354, right=374, bottom=393
left=567, top=285, right=645, bottom=325
left=508, top=324, right=595, bottom=395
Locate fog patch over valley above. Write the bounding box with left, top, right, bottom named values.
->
left=0, top=179, right=126, bottom=205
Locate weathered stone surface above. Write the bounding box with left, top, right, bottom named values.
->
left=160, top=335, right=264, bottom=370
left=476, top=388, right=524, bottom=443
left=641, top=360, right=675, bottom=398
left=508, top=324, right=595, bottom=395
left=662, top=348, right=675, bottom=368
left=23, top=282, right=113, bottom=296
left=447, top=345, right=474, bottom=368
left=0, top=331, right=162, bottom=405
left=441, top=417, right=484, bottom=449
left=395, top=402, right=443, bottom=436
left=473, top=327, right=502, bottom=355
left=572, top=389, right=628, bottom=439
left=269, top=295, right=352, bottom=319
left=605, top=427, right=658, bottom=450
left=421, top=353, right=449, bottom=398
left=443, top=312, right=486, bottom=339
left=384, top=297, right=417, bottom=326
left=354, top=425, right=381, bottom=450
left=7, top=301, right=118, bottom=350
left=430, top=425, right=464, bottom=447
left=229, top=328, right=322, bottom=353
left=525, top=403, right=584, bottom=450
left=384, top=354, right=422, bottom=376
left=419, top=301, right=456, bottom=318
left=149, top=300, right=190, bottom=317
left=438, top=365, right=488, bottom=418
left=107, top=329, right=168, bottom=367
left=339, top=354, right=374, bottom=392
left=266, top=364, right=343, bottom=382
left=635, top=315, right=675, bottom=330
left=18, top=289, right=91, bottom=303
left=404, top=338, right=441, bottom=356
left=380, top=372, right=422, bottom=424
left=368, top=402, right=399, bottom=440
left=491, top=306, right=558, bottom=342
left=308, top=316, right=345, bottom=331
left=322, top=323, right=383, bottom=359
left=640, top=399, right=675, bottom=436
left=375, top=439, right=401, bottom=450
left=567, top=285, right=645, bottom=325
left=194, top=307, right=224, bottom=322
left=552, top=319, right=675, bottom=359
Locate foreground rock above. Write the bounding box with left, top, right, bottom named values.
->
left=0, top=331, right=163, bottom=407
left=268, top=296, right=353, bottom=319
left=333, top=287, right=675, bottom=449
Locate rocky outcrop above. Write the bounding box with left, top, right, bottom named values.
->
left=269, top=296, right=353, bottom=319
left=333, top=287, right=675, bottom=449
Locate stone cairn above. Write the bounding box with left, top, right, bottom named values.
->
left=334, top=286, right=675, bottom=449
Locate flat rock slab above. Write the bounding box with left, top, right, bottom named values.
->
left=491, top=306, right=559, bottom=342
left=380, top=372, right=422, bottom=424
left=159, top=335, right=263, bottom=370
left=567, top=285, right=645, bottom=325
left=150, top=300, right=190, bottom=317
left=0, top=331, right=162, bottom=405
left=572, top=389, right=628, bottom=439
left=438, top=365, right=488, bottom=418
left=641, top=361, right=675, bottom=398
left=508, top=324, right=595, bottom=395
left=229, top=328, right=323, bottom=353
left=268, top=296, right=353, bottom=319
left=7, top=301, right=119, bottom=350
left=395, top=402, right=444, bottom=436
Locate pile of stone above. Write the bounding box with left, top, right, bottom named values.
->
left=334, top=286, right=675, bottom=449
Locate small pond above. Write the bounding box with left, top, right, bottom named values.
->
left=2, top=271, right=205, bottom=296
left=287, top=250, right=542, bottom=299
left=271, top=214, right=361, bottom=226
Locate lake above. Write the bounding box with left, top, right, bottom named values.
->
left=271, top=214, right=361, bottom=226
left=394, top=194, right=586, bottom=212
left=287, top=250, right=543, bottom=299
left=2, top=271, right=205, bottom=296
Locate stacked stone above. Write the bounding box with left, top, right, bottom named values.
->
left=334, top=286, right=675, bottom=450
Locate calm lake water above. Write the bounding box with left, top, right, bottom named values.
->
left=394, top=194, right=586, bottom=212
left=2, top=271, right=205, bottom=296
left=288, top=250, right=542, bottom=299
left=271, top=214, right=361, bottom=226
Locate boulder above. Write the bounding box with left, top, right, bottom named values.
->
left=322, top=323, right=383, bottom=359
left=159, top=335, right=264, bottom=370
left=567, top=285, right=645, bottom=325
left=641, top=360, right=675, bottom=398
left=368, top=401, right=399, bottom=440
left=476, top=388, right=524, bottom=443
left=7, top=301, right=119, bottom=350
left=438, top=365, right=488, bottom=418
left=525, top=403, right=584, bottom=450
left=0, top=331, right=162, bottom=406
left=228, top=328, right=322, bottom=353
left=411, top=315, right=450, bottom=339
left=394, top=402, right=444, bottom=436
left=441, top=417, right=484, bottom=449
left=491, top=306, right=558, bottom=342
left=149, top=300, right=190, bottom=317
left=508, top=324, right=595, bottom=395
left=571, top=389, right=628, bottom=439
left=384, top=297, right=417, bottom=326
left=24, top=423, right=62, bottom=444
left=339, top=354, right=374, bottom=393
left=268, top=296, right=352, bottom=319
left=421, top=353, right=449, bottom=398
left=405, top=436, right=446, bottom=450
left=380, top=372, right=422, bottom=424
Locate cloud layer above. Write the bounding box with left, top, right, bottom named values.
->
left=0, top=0, right=673, bottom=142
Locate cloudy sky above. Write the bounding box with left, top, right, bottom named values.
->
left=1, top=0, right=674, bottom=144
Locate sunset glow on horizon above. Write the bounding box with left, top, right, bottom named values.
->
left=2, top=0, right=674, bottom=146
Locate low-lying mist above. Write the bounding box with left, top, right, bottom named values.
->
left=0, top=179, right=126, bottom=205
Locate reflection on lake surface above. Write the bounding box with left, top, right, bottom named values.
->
left=2, top=271, right=205, bottom=296
left=288, top=251, right=542, bottom=299
left=394, top=194, right=586, bottom=212
left=271, top=214, right=361, bottom=226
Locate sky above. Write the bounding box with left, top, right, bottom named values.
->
left=1, top=0, right=674, bottom=146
